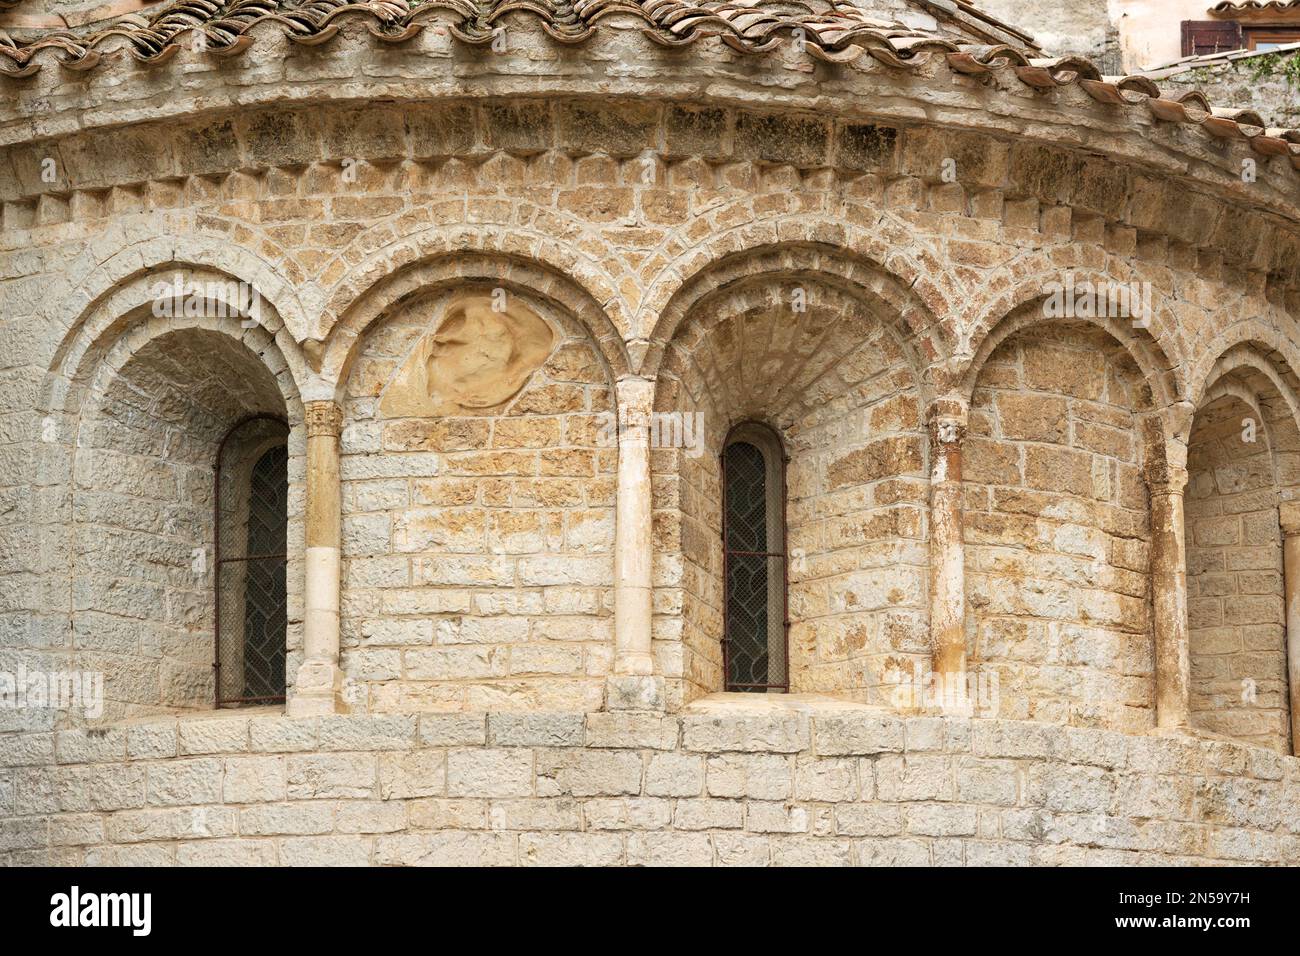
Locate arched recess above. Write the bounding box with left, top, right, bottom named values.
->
left=324, top=253, right=624, bottom=715
left=1184, top=343, right=1300, bottom=753
left=1186, top=319, right=1300, bottom=415
left=650, top=253, right=932, bottom=710
left=319, top=251, right=630, bottom=395
left=641, top=241, right=947, bottom=380
left=35, top=270, right=307, bottom=722
left=960, top=297, right=1179, bottom=734
left=960, top=260, right=1185, bottom=402
left=960, top=280, right=1182, bottom=414
left=314, top=220, right=634, bottom=368
left=32, top=237, right=313, bottom=372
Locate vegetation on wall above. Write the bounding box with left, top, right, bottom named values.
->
left=1248, top=51, right=1300, bottom=88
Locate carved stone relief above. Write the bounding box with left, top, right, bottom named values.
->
left=379, top=293, right=555, bottom=418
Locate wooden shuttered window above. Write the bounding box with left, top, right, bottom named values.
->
left=1181, top=20, right=1244, bottom=57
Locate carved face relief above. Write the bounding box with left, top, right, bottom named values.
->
left=380, top=293, right=555, bottom=417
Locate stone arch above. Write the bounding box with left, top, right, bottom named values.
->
left=35, top=274, right=307, bottom=722
left=644, top=239, right=951, bottom=382
left=961, top=268, right=1184, bottom=414
left=319, top=248, right=631, bottom=397
left=314, top=215, right=633, bottom=363
left=648, top=251, right=933, bottom=708
left=961, top=302, right=1169, bottom=733
left=1188, top=320, right=1300, bottom=422
left=34, top=237, right=313, bottom=373
left=1184, top=341, right=1300, bottom=752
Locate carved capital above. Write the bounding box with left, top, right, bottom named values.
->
left=304, top=400, right=344, bottom=438
left=616, top=377, right=655, bottom=429
left=1144, top=462, right=1189, bottom=497
left=926, top=397, right=968, bottom=449
left=1280, top=500, right=1300, bottom=538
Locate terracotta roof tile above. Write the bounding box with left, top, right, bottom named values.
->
left=1210, top=1, right=1300, bottom=12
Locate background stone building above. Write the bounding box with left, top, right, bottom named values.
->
left=978, top=0, right=1300, bottom=127
left=0, top=0, right=1299, bottom=866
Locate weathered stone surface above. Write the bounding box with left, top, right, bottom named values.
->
left=3, top=6, right=1300, bottom=867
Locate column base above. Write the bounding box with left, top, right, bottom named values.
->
left=606, top=675, right=666, bottom=712
left=287, top=660, right=346, bottom=716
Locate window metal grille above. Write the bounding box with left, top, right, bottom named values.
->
left=722, top=426, right=789, bottom=692
left=215, top=416, right=289, bottom=706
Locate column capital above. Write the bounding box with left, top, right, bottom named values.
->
left=304, top=400, right=344, bottom=438
left=929, top=417, right=966, bottom=449
left=1144, top=463, right=1189, bottom=496
left=615, top=377, right=655, bottom=428
left=1280, top=500, right=1300, bottom=537
left=926, top=396, right=969, bottom=427
left=926, top=397, right=968, bottom=450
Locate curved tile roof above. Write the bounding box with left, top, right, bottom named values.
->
left=1210, top=1, right=1300, bottom=12
left=0, top=0, right=1298, bottom=182
left=0, top=0, right=1027, bottom=72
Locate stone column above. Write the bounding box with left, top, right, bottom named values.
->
left=289, top=399, right=345, bottom=716
left=1279, top=501, right=1300, bottom=756
left=607, top=377, right=664, bottom=711
left=1146, top=458, right=1192, bottom=732
left=928, top=398, right=968, bottom=713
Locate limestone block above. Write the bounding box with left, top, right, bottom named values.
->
left=146, top=758, right=223, bottom=807
left=672, top=799, right=743, bottom=830
left=177, top=839, right=278, bottom=867
left=279, top=835, right=371, bottom=866
left=682, top=713, right=810, bottom=753
left=835, top=804, right=903, bottom=837
left=581, top=797, right=673, bottom=831
left=378, top=750, right=446, bottom=800
left=584, top=713, right=679, bottom=750
left=487, top=713, right=585, bottom=747
left=332, top=800, right=404, bottom=834
left=373, top=832, right=516, bottom=866
left=625, top=832, right=713, bottom=866
left=770, top=836, right=853, bottom=866
left=643, top=753, right=704, bottom=797
left=855, top=837, right=931, bottom=866
left=713, top=832, right=770, bottom=866
left=747, top=801, right=810, bottom=834
left=874, top=755, right=954, bottom=802
left=239, top=803, right=335, bottom=836
left=106, top=807, right=237, bottom=844
left=706, top=754, right=793, bottom=800
left=418, top=713, right=488, bottom=747
left=905, top=803, right=978, bottom=837
left=535, top=750, right=641, bottom=797
left=813, top=714, right=905, bottom=756
left=223, top=756, right=288, bottom=804
left=127, top=722, right=179, bottom=760
left=286, top=754, right=376, bottom=800
left=794, top=757, right=859, bottom=802
left=446, top=748, right=533, bottom=797
left=178, top=718, right=249, bottom=756
left=248, top=717, right=319, bottom=753
left=319, top=715, right=416, bottom=752
left=519, top=832, right=624, bottom=866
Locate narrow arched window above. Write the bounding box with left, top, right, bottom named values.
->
left=216, top=416, right=289, bottom=706
left=722, top=423, right=789, bottom=692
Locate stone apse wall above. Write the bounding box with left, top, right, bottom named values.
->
left=1, top=21, right=1300, bottom=864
